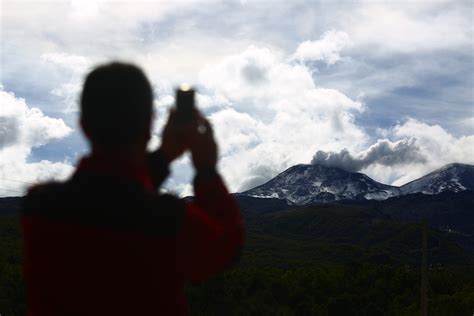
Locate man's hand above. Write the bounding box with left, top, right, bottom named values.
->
left=158, top=108, right=218, bottom=170
left=159, top=109, right=193, bottom=163
left=190, top=116, right=218, bottom=171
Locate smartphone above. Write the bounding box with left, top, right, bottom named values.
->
left=175, top=84, right=195, bottom=124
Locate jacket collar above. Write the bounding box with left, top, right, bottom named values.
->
left=76, top=154, right=154, bottom=191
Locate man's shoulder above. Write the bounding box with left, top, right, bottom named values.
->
left=23, top=178, right=188, bottom=236
left=146, top=193, right=186, bottom=235
left=27, top=181, right=65, bottom=195
left=23, top=181, right=68, bottom=214
left=154, top=193, right=184, bottom=208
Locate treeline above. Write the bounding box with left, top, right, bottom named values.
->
left=1, top=215, right=474, bottom=315
left=186, top=264, right=474, bottom=316
left=0, top=216, right=26, bottom=315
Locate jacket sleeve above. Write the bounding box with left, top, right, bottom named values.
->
left=178, top=169, right=244, bottom=283
left=147, top=149, right=171, bottom=190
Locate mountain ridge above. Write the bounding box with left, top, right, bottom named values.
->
left=241, top=162, right=474, bottom=205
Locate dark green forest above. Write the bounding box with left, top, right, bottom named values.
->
left=1, top=204, right=474, bottom=315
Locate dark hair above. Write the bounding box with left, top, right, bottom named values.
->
left=80, top=62, right=153, bottom=150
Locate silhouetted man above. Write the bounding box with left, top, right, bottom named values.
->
left=21, top=62, right=244, bottom=315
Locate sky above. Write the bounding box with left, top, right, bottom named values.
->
left=0, top=0, right=473, bottom=197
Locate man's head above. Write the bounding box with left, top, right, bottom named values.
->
left=80, top=62, right=153, bottom=152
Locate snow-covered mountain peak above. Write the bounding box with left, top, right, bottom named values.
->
left=240, top=163, right=473, bottom=205
left=400, top=163, right=474, bottom=195
left=241, top=164, right=399, bottom=205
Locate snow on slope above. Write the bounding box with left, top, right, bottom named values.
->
left=240, top=163, right=474, bottom=205
left=400, top=163, right=474, bottom=195
left=241, top=164, right=399, bottom=205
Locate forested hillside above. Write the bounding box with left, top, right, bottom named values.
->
left=1, top=200, right=474, bottom=315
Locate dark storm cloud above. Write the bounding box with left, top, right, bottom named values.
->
left=311, top=138, right=426, bottom=172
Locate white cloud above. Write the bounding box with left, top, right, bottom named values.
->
left=197, top=46, right=366, bottom=192
left=41, top=53, right=91, bottom=73
left=192, top=38, right=467, bottom=191
left=40, top=53, right=93, bottom=112
left=1, top=1, right=472, bottom=197
left=210, top=108, right=262, bottom=156
left=390, top=119, right=474, bottom=182
left=307, top=116, right=474, bottom=187
left=459, top=117, right=474, bottom=135
left=354, top=119, right=474, bottom=186
left=291, top=30, right=351, bottom=65
left=344, top=2, right=471, bottom=54
left=0, top=86, right=74, bottom=196
left=200, top=46, right=362, bottom=115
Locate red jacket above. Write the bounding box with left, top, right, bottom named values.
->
left=21, top=151, right=244, bottom=315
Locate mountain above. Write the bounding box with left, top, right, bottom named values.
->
left=0, top=197, right=23, bottom=216
left=336, top=190, right=474, bottom=252
left=243, top=203, right=474, bottom=264
left=400, top=163, right=474, bottom=195
left=241, top=164, right=399, bottom=204
left=241, top=163, right=474, bottom=205
left=377, top=190, right=474, bottom=253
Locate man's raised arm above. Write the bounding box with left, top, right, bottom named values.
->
left=181, top=118, right=243, bottom=282
left=151, top=110, right=244, bottom=283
